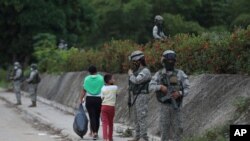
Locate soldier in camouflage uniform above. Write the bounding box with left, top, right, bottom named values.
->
left=26, top=63, right=40, bottom=107
left=153, top=15, right=167, bottom=40
left=11, top=62, right=23, bottom=105
left=128, top=50, right=151, bottom=141
left=149, top=50, right=190, bottom=141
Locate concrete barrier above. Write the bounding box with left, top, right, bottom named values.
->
left=36, top=72, right=250, bottom=138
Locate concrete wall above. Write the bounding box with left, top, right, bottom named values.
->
left=36, top=72, right=250, bottom=137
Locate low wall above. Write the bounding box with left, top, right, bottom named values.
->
left=36, top=72, right=250, bottom=137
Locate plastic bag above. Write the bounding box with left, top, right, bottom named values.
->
left=73, top=104, right=88, bottom=138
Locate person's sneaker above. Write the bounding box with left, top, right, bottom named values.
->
left=138, top=138, right=147, bottom=141
left=93, top=134, right=98, bottom=140
left=88, top=132, right=93, bottom=137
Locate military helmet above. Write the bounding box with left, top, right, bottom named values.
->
left=162, top=50, right=176, bottom=60
left=154, top=15, right=163, bottom=22
left=14, top=62, right=21, bottom=67
left=31, top=63, right=38, bottom=69
left=129, top=50, right=144, bottom=61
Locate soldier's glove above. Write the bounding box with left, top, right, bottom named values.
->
left=172, top=91, right=181, bottom=100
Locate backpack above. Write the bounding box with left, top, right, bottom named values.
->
left=31, top=72, right=41, bottom=84
left=35, top=73, right=41, bottom=83
left=20, top=69, right=25, bottom=82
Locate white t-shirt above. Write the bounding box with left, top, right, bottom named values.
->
left=101, top=85, right=118, bottom=106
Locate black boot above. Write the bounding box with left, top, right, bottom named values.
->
left=15, top=102, right=22, bottom=105
left=28, top=101, right=36, bottom=107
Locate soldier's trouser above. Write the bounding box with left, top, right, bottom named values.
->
left=160, top=103, right=182, bottom=141
left=29, top=84, right=38, bottom=102
left=134, top=94, right=149, bottom=141
left=13, top=81, right=21, bottom=103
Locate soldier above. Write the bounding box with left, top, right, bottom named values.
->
left=11, top=62, right=23, bottom=105
left=26, top=63, right=40, bottom=107
left=128, top=50, right=151, bottom=141
left=149, top=50, right=190, bottom=141
left=153, top=15, right=167, bottom=40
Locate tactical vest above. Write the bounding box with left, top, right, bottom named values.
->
left=14, top=68, right=23, bottom=81
left=128, top=68, right=150, bottom=95
left=156, top=69, right=183, bottom=105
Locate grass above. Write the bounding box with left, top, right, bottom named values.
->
left=233, top=96, right=250, bottom=114
left=184, top=124, right=229, bottom=141
left=0, top=68, right=12, bottom=89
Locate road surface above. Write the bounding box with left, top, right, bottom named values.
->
left=0, top=99, right=66, bottom=141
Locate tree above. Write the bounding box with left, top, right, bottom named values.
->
left=196, top=0, right=229, bottom=28
left=0, top=0, right=94, bottom=67
left=122, top=0, right=152, bottom=43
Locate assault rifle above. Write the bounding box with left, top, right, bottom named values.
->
left=7, top=66, right=14, bottom=81
left=156, top=74, right=183, bottom=110
left=159, top=86, right=179, bottom=110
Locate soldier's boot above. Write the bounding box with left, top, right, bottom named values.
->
left=28, top=101, right=36, bottom=107
left=127, top=138, right=139, bottom=141
left=15, top=101, right=22, bottom=105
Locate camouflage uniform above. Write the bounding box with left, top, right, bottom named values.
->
left=26, top=64, right=39, bottom=107
left=153, top=15, right=166, bottom=40
left=129, top=66, right=151, bottom=141
left=149, top=51, right=190, bottom=141
left=13, top=62, right=23, bottom=105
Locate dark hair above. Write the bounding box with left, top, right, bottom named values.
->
left=88, top=65, right=97, bottom=74
left=104, top=73, right=112, bottom=84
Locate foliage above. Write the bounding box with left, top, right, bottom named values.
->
left=163, top=13, right=204, bottom=35
left=33, top=33, right=79, bottom=73
left=231, top=14, right=250, bottom=29
left=33, top=27, right=250, bottom=75
left=1, top=0, right=250, bottom=68
left=233, top=96, right=250, bottom=114
left=65, top=40, right=139, bottom=73
left=184, top=124, right=229, bottom=141
left=0, top=0, right=94, bottom=67
left=0, top=69, right=9, bottom=88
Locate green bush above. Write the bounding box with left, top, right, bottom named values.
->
left=163, top=13, right=205, bottom=36
left=231, top=14, right=250, bottom=29
left=34, top=27, right=250, bottom=75
left=0, top=69, right=8, bottom=88
left=184, top=124, right=229, bottom=141
left=66, top=40, right=139, bottom=73
left=234, top=96, right=250, bottom=114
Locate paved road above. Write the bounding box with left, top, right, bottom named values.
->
left=0, top=89, right=136, bottom=141
left=0, top=99, right=64, bottom=141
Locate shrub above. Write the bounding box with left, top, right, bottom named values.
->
left=0, top=69, right=8, bottom=88
left=163, top=13, right=205, bottom=36
left=34, top=27, right=250, bottom=75
left=184, top=124, right=229, bottom=141
left=231, top=14, right=250, bottom=29
left=234, top=96, right=250, bottom=114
